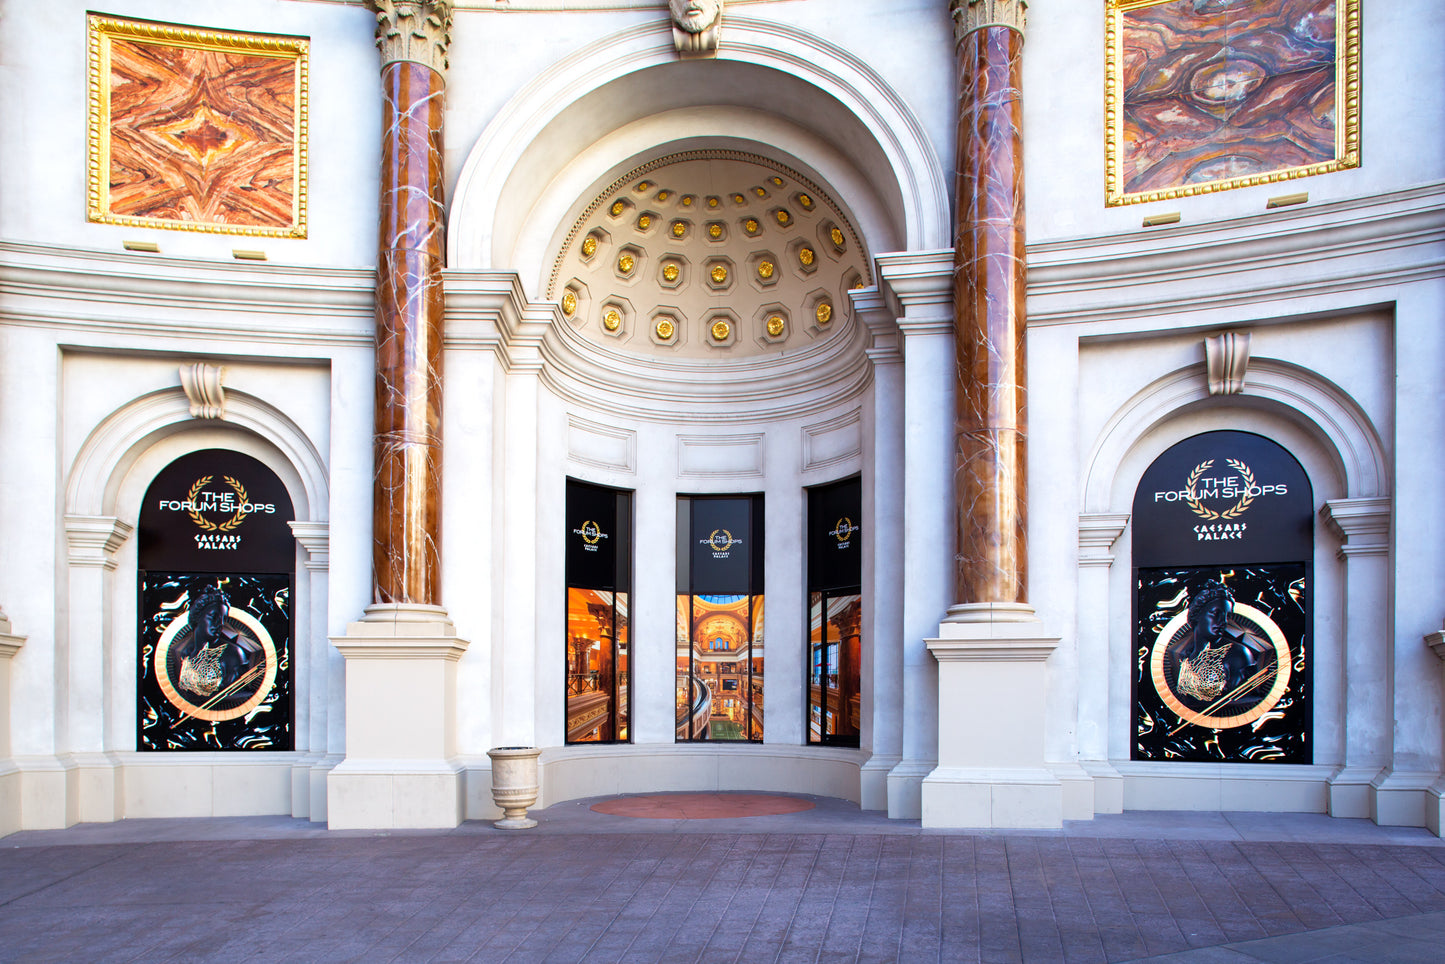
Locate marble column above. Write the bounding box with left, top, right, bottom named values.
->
left=329, top=1, right=468, bottom=831
left=951, top=0, right=1029, bottom=609
left=922, top=0, right=1062, bottom=830
left=371, top=0, right=451, bottom=606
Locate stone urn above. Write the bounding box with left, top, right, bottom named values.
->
left=486, top=746, right=542, bottom=829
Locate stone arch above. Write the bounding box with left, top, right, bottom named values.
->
left=65, top=387, right=328, bottom=525
left=448, top=17, right=950, bottom=287
left=1083, top=358, right=1389, bottom=514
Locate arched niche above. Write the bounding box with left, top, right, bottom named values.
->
left=448, top=18, right=949, bottom=290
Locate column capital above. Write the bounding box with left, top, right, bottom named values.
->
left=1078, top=513, right=1130, bottom=568
left=876, top=250, right=954, bottom=334
left=950, top=0, right=1027, bottom=43
left=370, top=1, right=453, bottom=74
left=63, top=515, right=134, bottom=570
left=1320, top=497, right=1390, bottom=558
left=289, top=520, right=330, bottom=572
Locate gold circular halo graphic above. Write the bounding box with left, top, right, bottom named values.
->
left=155, top=606, right=278, bottom=723
left=1149, top=601, right=1290, bottom=730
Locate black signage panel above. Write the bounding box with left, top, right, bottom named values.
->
left=808, top=477, right=861, bottom=591
left=1132, top=431, right=1312, bottom=568
left=138, top=449, right=296, bottom=573
left=687, top=497, right=758, bottom=594
left=137, top=450, right=294, bottom=752
left=1131, top=431, right=1313, bottom=765
left=566, top=479, right=630, bottom=591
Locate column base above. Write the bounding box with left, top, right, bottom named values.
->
left=922, top=766, right=1062, bottom=829
left=860, top=753, right=901, bottom=812
left=886, top=759, right=933, bottom=820
left=328, top=604, right=469, bottom=830
left=1427, top=777, right=1444, bottom=837
left=327, top=759, right=465, bottom=830
left=923, top=605, right=1062, bottom=829
left=1328, top=765, right=1386, bottom=819
left=1081, top=761, right=1125, bottom=814
left=1370, top=768, right=1437, bottom=828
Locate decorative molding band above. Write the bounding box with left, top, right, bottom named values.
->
left=371, top=1, right=453, bottom=73
left=802, top=408, right=862, bottom=474
left=289, top=520, right=330, bottom=571
left=1320, top=497, right=1390, bottom=559
left=180, top=362, right=227, bottom=419
left=926, top=637, right=1057, bottom=662
left=951, top=0, right=1027, bottom=41
left=1204, top=331, right=1250, bottom=396
left=566, top=416, right=637, bottom=474
left=64, top=515, right=135, bottom=569
left=678, top=433, right=764, bottom=479
left=1078, top=512, right=1130, bottom=568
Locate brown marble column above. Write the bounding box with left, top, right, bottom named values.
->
left=950, top=0, right=1029, bottom=607
left=369, top=1, right=452, bottom=605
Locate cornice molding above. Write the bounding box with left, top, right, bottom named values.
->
left=1078, top=512, right=1129, bottom=569
left=1028, top=183, right=1445, bottom=327
left=289, top=521, right=331, bottom=571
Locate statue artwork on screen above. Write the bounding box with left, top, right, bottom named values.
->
left=670, top=0, right=722, bottom=55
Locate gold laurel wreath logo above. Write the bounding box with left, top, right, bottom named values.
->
left=186, top=475, right=250, bottom=532
left=708, top=529, right=734, bottom=552
left=1182, top=459, right=1256, bottom=521
left=580, top=521, right=601, bottom=545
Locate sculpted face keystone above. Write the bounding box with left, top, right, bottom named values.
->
left=670, top=0, right=721, bottom=34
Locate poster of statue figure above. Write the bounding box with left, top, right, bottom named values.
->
left=138, top=573, right=292, bottom=751
left=1133, top=564, right=1309, bottom=763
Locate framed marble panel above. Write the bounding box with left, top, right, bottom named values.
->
left=87, top=15, right=308, bottom=236
left=1105, top=0, right=1359, bottom=206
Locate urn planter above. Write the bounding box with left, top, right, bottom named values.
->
left=487, top=746, right=542, bottom=829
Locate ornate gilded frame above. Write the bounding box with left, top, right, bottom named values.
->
left=1104, top=0, right=1359, bottom=206
left=87, top=15, right=309, bottom=237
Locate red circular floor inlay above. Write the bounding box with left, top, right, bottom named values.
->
left=590, top=793, right=816, bottom=819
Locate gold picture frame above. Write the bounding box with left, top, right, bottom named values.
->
left=87, top=15, right=309, bottom=237
left=1104, top=0, right=1359, bottom=206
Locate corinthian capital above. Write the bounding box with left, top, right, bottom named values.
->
left=370, top=0, right=453, bottom=74
left=950, top=0, right=1027, bottom=43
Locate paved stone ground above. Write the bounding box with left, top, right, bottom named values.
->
left=2, top=797, right=1443, bottom=963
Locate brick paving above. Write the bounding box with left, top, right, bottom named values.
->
left=1, top=799, right=1444, bottom=962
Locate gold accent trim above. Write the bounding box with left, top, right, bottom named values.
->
left=637, top=215, right=652, bottom=230
left=662, top=263, right=681, bottom=282
left=671, top=220, right=687, bottom=237
left=232, top=249, right=267, bottom=261
left=618, top=253, right=635, bottom=274
left=87, top=15, right=309, bottom=238
left=1267, top=192, right=1310, bottom=209
left=602, top=308, right=622, bottom=331
left=1142, top=212, right=1181, bottom=227
left=561, top=291, right=578, bottom=316
left=799, top=247, right=815, bottom=267
left=757, top=261, right=775, bottom=280
left=766, top=315, right=785, bottom=337
left=581, top=236, right=599, bottom=257
left=816, top=302, right=833, bottom=325
left=655, top=318, right=676, bottom=340
left=1104, top=0, right=1360, bottom=206
left=710, top=265, right=729, bottom=284
left=710, top=320, right=731, bottom=342
left=123, top=240, right=160, bottom=252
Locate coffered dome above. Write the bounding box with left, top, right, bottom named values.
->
left=549, top=151, right=870, bottom=359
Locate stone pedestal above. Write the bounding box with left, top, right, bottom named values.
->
left=1426, top=628, right=1445, bottom=837
left=327, top=604, right=468, bottom=829
left=922, top=604, right=1062, bottom=829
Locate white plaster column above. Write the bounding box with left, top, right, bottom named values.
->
left=1320, top=497, right=1392, bottom=819
left=854, top=286, right=905, bottom=811
left=62, top=514, right=133, bottom=823
left=1075, top=512, right=1129, bottom=814
left=1425, top=628, right=1445, bottom=837
left=0, top=609, right=23, bottom=838
left=876, top=251, right=954, bottom=819
left=289, top=521, right=335, bottom=821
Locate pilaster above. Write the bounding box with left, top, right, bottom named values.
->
left=1075, top=513, right=1130, bottom=814
left=877, top=251, right=954, bottom=819
left=289, top=521, right=332, bottom=820
left=1424, top=627, right=1444, bottom=836
left=1320, top=498, right=1392, bottom=818
left=0, top=609, right=23, bottom=838
left=61, top=515, right=133, bottom=823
